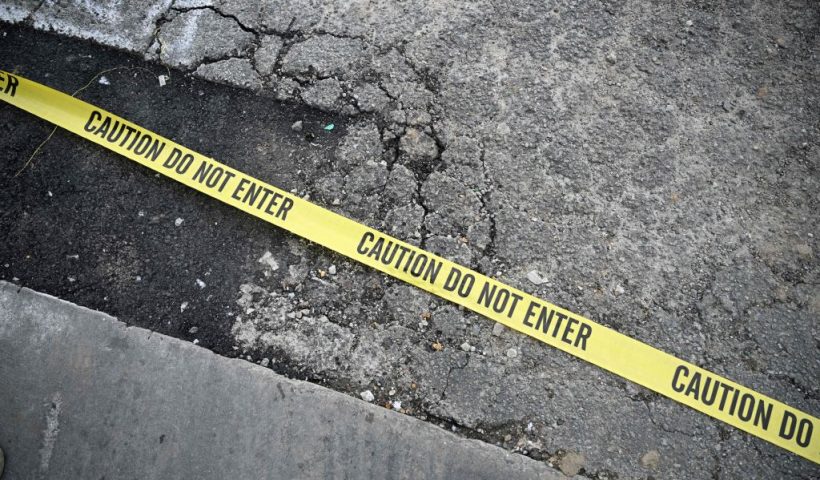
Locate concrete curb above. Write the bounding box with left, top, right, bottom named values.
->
left=0, top=282, right=559, bottom=479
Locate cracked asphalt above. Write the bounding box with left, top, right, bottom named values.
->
left=2, top=1, right=819, bottom=478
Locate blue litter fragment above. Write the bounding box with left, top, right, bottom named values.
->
left=323, top=123, right=335, bottom=131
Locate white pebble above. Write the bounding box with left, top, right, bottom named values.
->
left=526, top=270, right=549, bottom=285
left=360, top=390, right=375, bottom=402
left=175, top=217, right=184, bottom=226
left=196, top=279, right=206, bottom=289
left=257, top=251, right=279, bottom=271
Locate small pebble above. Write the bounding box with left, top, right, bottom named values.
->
left=360, top=390, right=375, bottom=402
left=180, top=302, right=189, bottom=312
left=506, top=348, right=518, bottom=358
left=258, top=251, right=279, bottom=271
left=291, top=120, right=303, bottom=132
left=175, top=217, right=184, bottom=226
left=328, top=264, right=337, bottom=275
left=98, top=76, right=110, bottom=85
left=260, top=358, right=270, bottom=367
left=526, top=270, right=549, bottom=285
left=605, top=52, right=617, bottom=64
left=460, top=342, right=472, bottom=352
left=196, top=279, right=206, bottom=289
left=558, top=452, right=585, bottom=476
left=492, top=322, right=506, bottom=337
left=641, top=450, right=661, bottom=469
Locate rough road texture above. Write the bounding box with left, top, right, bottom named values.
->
left=2, top=1, right=819, bottom=478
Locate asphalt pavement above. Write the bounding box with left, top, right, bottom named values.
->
left=1, top=2, right=819, bottom=478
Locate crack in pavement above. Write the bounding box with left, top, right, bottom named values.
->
left=3, top=1, right=820, bottom=477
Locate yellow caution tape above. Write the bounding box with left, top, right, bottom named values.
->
left=1, top=70, right=817, bottom=464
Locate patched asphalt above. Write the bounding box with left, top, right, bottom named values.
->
left=2, top=3, right=820, bottom=477
left=1, top=25, right=346, bottom=365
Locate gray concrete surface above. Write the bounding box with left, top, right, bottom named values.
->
left=1, top=1, right=819, bottom=478
left=0, top=281, right=558, bottom=480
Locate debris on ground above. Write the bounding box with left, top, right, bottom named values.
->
left=640, top=449, right=661, bottom=469
left=526, top=270, right=548, bottom=285
left=555, top=451, right=585, bottom=477
left=257, top=251, right=279, bottom=271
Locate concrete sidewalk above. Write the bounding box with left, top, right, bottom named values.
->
left=0, top=282, right=557, bottom=480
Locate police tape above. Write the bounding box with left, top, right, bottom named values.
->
left=1, top=70, right=817, bottom=464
